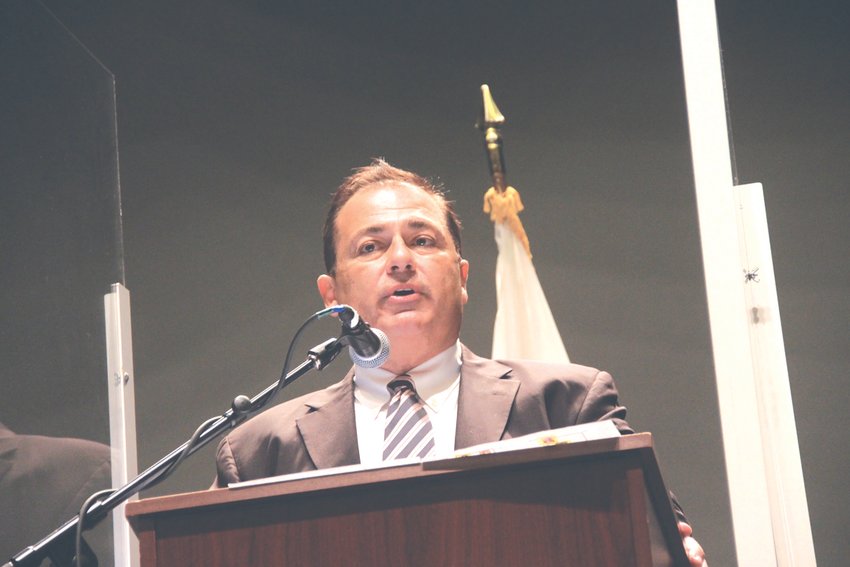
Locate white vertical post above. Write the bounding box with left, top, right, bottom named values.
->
left=735, top=183, right=817, bottom=565
left=677, top=1, right=816, bottom=565
left=677, top=1, right=777, bottom=565
left=104, top=283, right=140, bottom=567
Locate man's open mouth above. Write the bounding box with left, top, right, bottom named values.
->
left=393, top=289, right=415, bottom=297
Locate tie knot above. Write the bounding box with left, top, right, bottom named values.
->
left=387, top=375, right=415, bottom=396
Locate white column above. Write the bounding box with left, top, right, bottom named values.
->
left=678, top=1, right=772, bottom=565
left=104, top=283, right=140, bottom=567
left=735, top=183, right=817, bottom=565
left=677, top=1, right=816, bottom=565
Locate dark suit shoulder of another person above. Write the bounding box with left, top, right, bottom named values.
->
left=0, top=422, right=113, bottom=565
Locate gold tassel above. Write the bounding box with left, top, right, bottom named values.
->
left=483, top=185, right=532, bottom=258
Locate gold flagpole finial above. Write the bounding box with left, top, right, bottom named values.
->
left=478, top=84, right=532, bottom=258
left=477, top=84, right=507, bottom=193
left=480, top=84, right=505, bottom=125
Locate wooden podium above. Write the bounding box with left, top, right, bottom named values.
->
left=126, top=433, right=688, bottom=566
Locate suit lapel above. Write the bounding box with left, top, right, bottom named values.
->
left=295, top=369, right=361, bottom=470
left=455, top=346, right=519, bottom=449
left=295, top=347, right=520, bottom=464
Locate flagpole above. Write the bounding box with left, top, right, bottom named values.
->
left=477, top=85, right=569, bottom=363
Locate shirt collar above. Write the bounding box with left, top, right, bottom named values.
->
left=354, top=341, right=462, bottom=412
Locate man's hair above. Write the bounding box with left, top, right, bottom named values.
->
left=322, top=159, right=463, bottom=274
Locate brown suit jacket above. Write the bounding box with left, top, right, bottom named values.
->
left=215, top=345, right=632, bottom=486
left=0, top=422, right=113, bottom=565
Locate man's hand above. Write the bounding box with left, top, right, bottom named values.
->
left=678, top=522, right=708, bottom=566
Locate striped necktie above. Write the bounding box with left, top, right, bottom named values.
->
left=383, top=375, right=436, bottom=460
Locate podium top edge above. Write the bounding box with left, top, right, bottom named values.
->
left=126, top=432, right=655, bottom=519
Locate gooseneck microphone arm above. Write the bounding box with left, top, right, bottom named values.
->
left=6, top=310, right=348, bottom=567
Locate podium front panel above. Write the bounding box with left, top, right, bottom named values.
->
left=129, top=438, right=685, bottom=567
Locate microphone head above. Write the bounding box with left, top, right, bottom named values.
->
left=348, top=327, right=391, bottom=368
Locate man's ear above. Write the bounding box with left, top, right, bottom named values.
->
left=316, top=274, right=338, bottom=307
left=459, top=259, right=470, bottom=305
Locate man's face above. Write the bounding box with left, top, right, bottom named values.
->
left=317, top=183, right=469, bottom=356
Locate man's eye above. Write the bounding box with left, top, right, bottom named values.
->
left=414, top=236, right=434, bottom=247
left=359, top=242, right=378, bottom=254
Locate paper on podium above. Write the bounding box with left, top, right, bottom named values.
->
left=228, top=420, right=620, bottom=490
left=228, top=457, right=421, bottom=489
left=446, top=419, right=620, bottom=459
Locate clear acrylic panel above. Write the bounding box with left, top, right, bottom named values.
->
left=0, top=1, right=122, bottom=564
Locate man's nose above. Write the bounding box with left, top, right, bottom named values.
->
left=387, top=237, right=414, bottom=273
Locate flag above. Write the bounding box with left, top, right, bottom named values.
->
left=484, top=185, right=570, bottom=363
left=476, top=84, right=569, bottom=362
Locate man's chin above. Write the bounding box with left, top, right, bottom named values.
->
left=377, top=312, right=429, bottom=338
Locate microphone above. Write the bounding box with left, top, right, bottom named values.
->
left=334, top=305, right=391, bottom=368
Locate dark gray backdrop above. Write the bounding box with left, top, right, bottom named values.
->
left=6, top=1, right=849, bottom=565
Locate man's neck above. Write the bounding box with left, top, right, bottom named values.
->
left=380, top=337, right=458, bottom=375
left=354, top=341, right=461, bottom=402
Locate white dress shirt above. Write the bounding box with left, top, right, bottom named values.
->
left=353, top=341, right=462, bottom=466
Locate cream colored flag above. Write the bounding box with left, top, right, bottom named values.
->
left=484, top=186, right=570, bottom=363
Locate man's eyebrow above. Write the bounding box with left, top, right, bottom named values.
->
left=350, top=218, right=442, bottom=242
left=406, top=218, right=440, bottom=230
left=348, top=223, right=388, bottom=237
left=347, top=225, right=388, bottom=246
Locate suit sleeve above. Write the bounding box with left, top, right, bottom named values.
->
left=576, top=370, right=688, bottom=524
left=575, top=370, right=633, bottom=434
left=215, top=436, right=241, bottom=487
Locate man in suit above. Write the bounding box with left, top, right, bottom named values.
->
left=215, top=159, right=707, bottom=565
left=0, top=421, right=113, bottom=566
